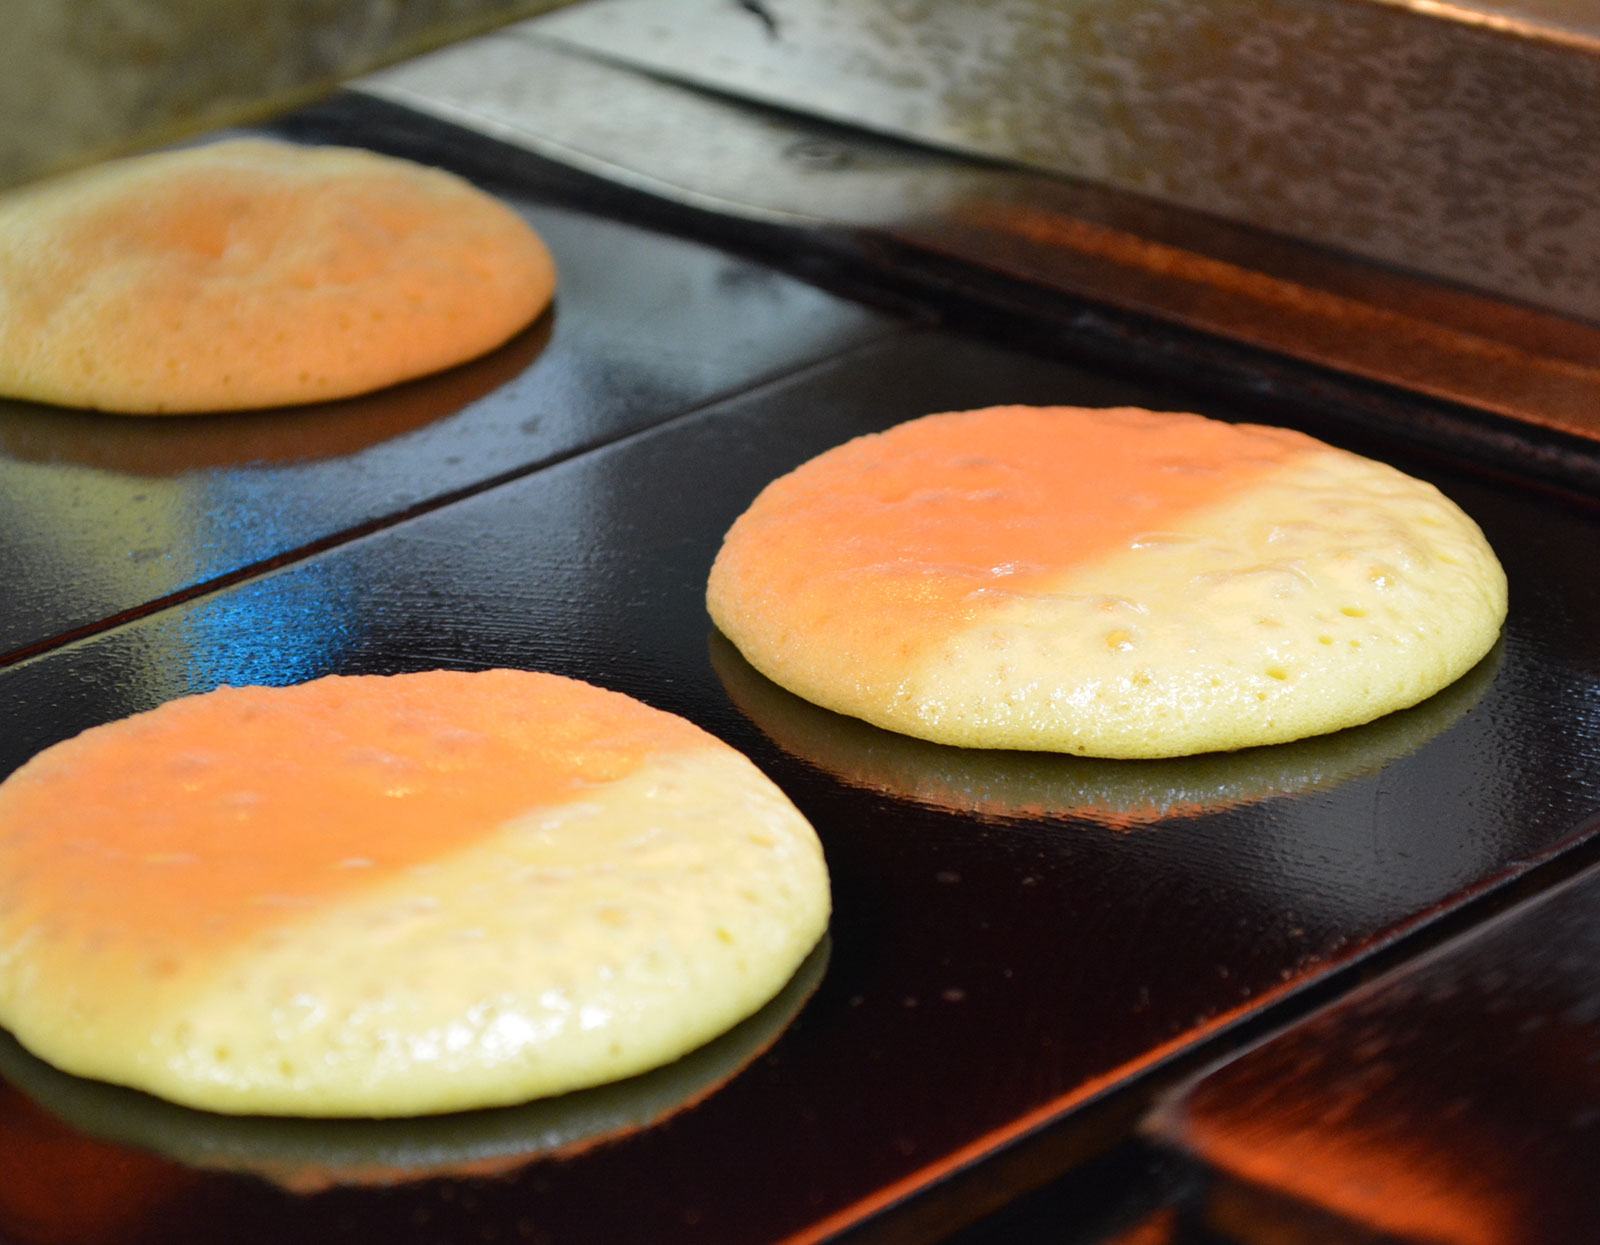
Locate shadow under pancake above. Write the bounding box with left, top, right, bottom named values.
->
left=710, top=632, right=1502, bottom=827
left=0, top=934, right=828, bottom=1194
left=0, top=311, right=553, bottom=475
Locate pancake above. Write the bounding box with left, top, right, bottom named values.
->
left=707, top=405, right=1507, bottom=758
left=0, top=138, right=556, bottom=413
left=0, top=670, right=830, bottom=1117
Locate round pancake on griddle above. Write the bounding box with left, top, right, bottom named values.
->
left=0, top=139, right=555, bottom=413
left=708, top=405, right=1506, bottom=758
left=0, top=670, right=830, bottom=1117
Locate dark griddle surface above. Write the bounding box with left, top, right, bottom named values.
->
left=2, top=112, right=1599, bottom=1245
left=1148, top=855, right=1600, bottom=1244
left=0, top=195, right=895, bottom=661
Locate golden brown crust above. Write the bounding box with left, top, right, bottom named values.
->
left=0, top=139, right=556, bottom=413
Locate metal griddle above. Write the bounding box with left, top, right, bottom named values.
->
left=1144, top=856, right=1600, bottom=1243
left=2, top=93, right=1600, bottom=1245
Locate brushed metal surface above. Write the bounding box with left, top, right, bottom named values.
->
left=1385, top=0, right=1600, bottom=43
left=0, top=0, right=577, bottom=188
left=530, top=0, right=1600, bottom=326
left=361, top=35, right=1600, bottom=443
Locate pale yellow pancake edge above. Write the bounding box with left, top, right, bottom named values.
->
left=0, top=748, right=829, bottom=1117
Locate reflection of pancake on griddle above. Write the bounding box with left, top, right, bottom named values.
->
left=0, top=938, right=826, bottom=1194
left=711, top=632, right=1499, bottom=827
left=0, top=1082, right=199, bottom=1245
left=0, top=313, right=551, bottom=476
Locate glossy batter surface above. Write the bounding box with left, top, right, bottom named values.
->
left=708, top=406, right=1507, bottom=756
left=0, top=139, right=555, bottom=413
left=0, top=671, right=830, bottom=1116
